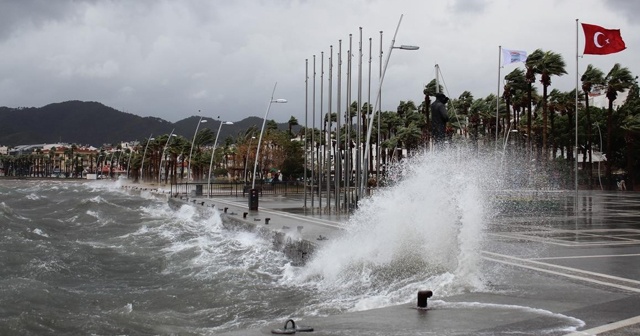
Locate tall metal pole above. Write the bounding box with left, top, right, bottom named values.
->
left=126, top=145, right=133, bottom=179
left=304, top=59, right=309, bottom=208
left=496, top=46, right=502, bottom=150
left=435, top=64, right=440, bottom=93
left=345, top=34, right=352, bottom=209
left=209, top=121, right=232, bottom=194
left=366, top=36, right=372, bottom=192
left=377, top=31, right=383, bottom=181
left=356, top=27, right=363, bottom=204
left=252, top=83, right=285, bottom=190
left=140, top=134, right=153, bottom=183
left=311, top=55, right=316, bottom=208
left=327, top=45, right=333, bottom=213
left=575, top=19, right=579, bottom=204
left=159, top=129, right=175, bottom=183
left=362, top=14, right=404, bottom=197
left=188, top=113, right=205, bottom=181
left=335, top=40, right=342, bottom=212
left=319, top=51, right=324, bottom=210
left=243, top=136, right=255, bottom=183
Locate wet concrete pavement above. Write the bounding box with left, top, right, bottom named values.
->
left=161, top=189, right=640, bottom=335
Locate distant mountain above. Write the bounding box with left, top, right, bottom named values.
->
left=0, top=101, right=299, bottom=147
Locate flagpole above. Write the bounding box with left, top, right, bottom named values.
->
left=312, top=54, right=316, bottom=208
left=327, top=45, right=333, bottom=213
left=575, top=19, right=579, bottom=207
left=304, top=59, right=309, bottom=209
left=336, top=40, right=342, bottom=212
left=319, top=51, right=324, bottom=211
left=496, top=46, right=502, bottom=150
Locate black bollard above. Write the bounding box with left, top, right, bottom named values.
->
left=265, top=218, right=271, bottom=225
left=224, top=207, right=228, bottom=213
left=243, top=212, right=248, bottom=219
left=248, top=188, right=259, bottom=210
left=417, top=290, right=433, bottom=308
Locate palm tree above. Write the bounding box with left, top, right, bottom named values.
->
left=166, top=136, right=188, bottom=183
left=394, top=101, right=424, bottom=157
left=604, top=63, right=634, bottom=188
left=48, top=147, right=57, bottom=176
left=504, top=68, right=527, bottom=133
left=524, top=50, right=543, bottom=151
left=287, top=116, right=299, bottom=138
left=581, top=64, right=605, bottom=188
left=396, top=123, right=423, bottom=156
left=188, top=128, right=215, bottom=180
left=621, top=112, right=639, bottom=191
left=527, top=49, right=567, bottom=153
left=63, top=147, right=73, bottom=176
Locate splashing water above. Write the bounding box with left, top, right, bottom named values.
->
left=297, top=148, right=498, bottom=313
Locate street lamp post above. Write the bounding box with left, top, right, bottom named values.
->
left=159, top=131, right=177, bottom=183
left=361, top=14, right=419, bottom=197
left=97, top=153, right=104, bottom=178
left=140, top=135, right=154, bottom=183
left=109, top=149, right=122, bottom=180
left=250, top=82, right=287, bottom=210
left=126, top=145, right=134, bottom=179
left=188, top=115, right=207, bottom=181
left=244, top=136, right=256, bottom=184
left=207, top=120, right=234, bottom=196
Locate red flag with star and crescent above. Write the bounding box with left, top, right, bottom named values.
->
left=581, top=23, right=626, bottom=55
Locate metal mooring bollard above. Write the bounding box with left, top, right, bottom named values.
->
left=417, top=290, right=433, bottom=308
left=265, top=218, right=271, bottom=225
left=243, top=212, right=248, bottom=219
left=224, top=207, right=228, bottom=213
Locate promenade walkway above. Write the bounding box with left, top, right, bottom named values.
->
left=132, top=185, right=640, bottom=335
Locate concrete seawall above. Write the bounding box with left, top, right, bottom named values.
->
left=167, top=196, right=321, bottom=265
left=122, top=185, right=640, bottom=335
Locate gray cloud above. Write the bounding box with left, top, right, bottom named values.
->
left=603, top=0, right=640, bottom=24
left=448, top=0, right=489, bottom=14
left=0, top=0, right=637, bottom=125
left=0, top=0, right=95, bottom=40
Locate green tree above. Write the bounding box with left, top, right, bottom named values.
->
left=280, top=139, right=305, bottom=179
left=504, top=68, right=528, bottom=133
left=524, top=50, right=542, bottom=150
left=266, top=119, right=279, bottom=131
left=288, top=116, right=299, bottom=138
left=581, top=64, right=605, bottom=187
left=527, top=49, right=567, bottom=153
left=604, top=63, right=634, bottom=188
left=619, top=80, right=640, bottom=190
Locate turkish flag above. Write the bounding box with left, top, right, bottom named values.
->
left=582, top=23, right=626, bottom=55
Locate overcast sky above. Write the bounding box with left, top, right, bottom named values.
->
left=0, top=0, right=638, bottom=124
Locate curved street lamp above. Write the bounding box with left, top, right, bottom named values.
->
left=97, top=153, right=105, bottom=178
left=159, top=131, right=177, bottom=183
left=395, top=44, right=420, bottom=51
left=207, top=120, right=234, bottom=195
left=140, top=135, right=154, bottom=183
left=362, top=14, right=419, bottom=197
left=250, top=82, right=287, bottom=210
left=126, top=146, right=134, bottom=179
left=187, top=115, right=207, bottom=181
left=244, top=136, right=256, bottom=183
